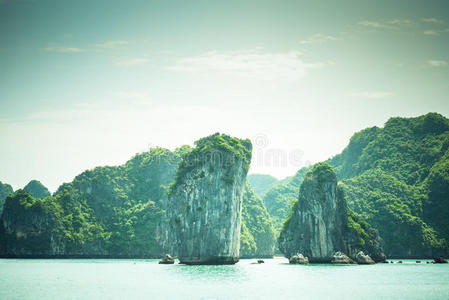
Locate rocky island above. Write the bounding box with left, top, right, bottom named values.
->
left=166, top=134, right=252, bottom=264
left=279, top=163, right=385, bottom=263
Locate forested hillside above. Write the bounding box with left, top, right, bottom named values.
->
left=247, top=174, right=278, bottom=198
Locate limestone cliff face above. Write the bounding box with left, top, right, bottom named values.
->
left=166, top=133, right=252, bottom=264
left=278, top=163, right=385, bottom=262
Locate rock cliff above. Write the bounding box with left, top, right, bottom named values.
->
left=166, top=133, right=252, bottom=264
left=278, top=163, right=385, bottom=262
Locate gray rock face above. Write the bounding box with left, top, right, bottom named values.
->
left=278, top=163, right=385, bottom=263
left=355, top=251, right=375, bottom=264
left=289, top=253, right=309, bottom=264
left=166, top=134, right=252, bottom=265
left=331, top=251, right=355, bottom=264
left=159, top=254, right=175, bottom=264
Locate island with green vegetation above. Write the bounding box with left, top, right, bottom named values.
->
left=262, top=113, right=449, bottom=258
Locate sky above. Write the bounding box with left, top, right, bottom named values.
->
left=1, top=0, right=449, bottom=192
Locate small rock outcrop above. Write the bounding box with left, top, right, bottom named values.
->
left=278, top=163, right=385, bottom=263
left=434, top=257, right=448, bottom=264
left=289, top=253, right=309, bottom=264
left=355, top=251, right=375, bottom=264
left=159, top=254, right=175, bottom=264
left=331, top=251, right=355, bottom=264
left=166, top=133, right=252, bottom=265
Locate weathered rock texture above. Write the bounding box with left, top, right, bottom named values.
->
left=289, top=253, right=309, bottom=264
left=331, top=251, right=355, bottom=264
left=159, top=254, right=175, bottom=264
left=355, top=251, right=375, bottom=264
left=278, top=163, right=385, bottom=263
left=166, top=133, right=252, bottom=264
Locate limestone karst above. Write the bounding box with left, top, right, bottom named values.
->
left=278, top=163, right=385, bottom=263
left=166, top=133, right=252, bottom=264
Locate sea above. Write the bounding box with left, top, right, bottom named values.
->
left=0, top=258, right=448, bottom=299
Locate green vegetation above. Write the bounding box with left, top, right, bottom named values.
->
left=247, top=174, right=278, bottom=198
left=240, top=182, right=276, bottom=257
left=24, top=180, right=51, bottom=199
left=168, top=133, right=252, bottom=194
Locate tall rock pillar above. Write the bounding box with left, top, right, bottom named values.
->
left=166, top=133, right=252, bottom=264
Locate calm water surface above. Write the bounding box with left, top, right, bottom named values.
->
left=0, top=258, right=448, bottom=299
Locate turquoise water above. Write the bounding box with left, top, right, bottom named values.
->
left=0, top=258, right=448, bottom=299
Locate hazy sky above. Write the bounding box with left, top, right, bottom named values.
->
left=1, top=0, right=449, bottom=191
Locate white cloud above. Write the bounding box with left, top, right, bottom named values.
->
left=351, top=91, right=393, bottom=99
left=167, top=49, right=329, bottom=81
left=422, top=18, right=444, bottom=25
left=300, top=33, right=338, bottom=44
left=358, top=21, right=392, bottom=29
left=423, top=30, right=440, bottom=36
left=428, top=60, right=448, bottom=67
left=44, top=47, right=86, bottom=53
left=92, top=40, right=128, bottom=48
left=387, top=19, right=415, bottom=26
left=116, top=58, right=149, bottom=67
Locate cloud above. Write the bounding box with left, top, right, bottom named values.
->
left=300, top=34, right=338, bottom=44
left=44, top=47, right=86, bottom=53
left=116, top=58, right=149, bottom=67
left=351, top=91, right=393, bottom=99
left=422, top=18, right=444, bottom=25
left=428, top=60, right=448, bottom=67
left=358, top=21, right=393, bottom=29
left=423, top=30, right=440, bottom=36
left=167, top=49, right=329, bottom=81
left=92, top=40, right=128, bottom=48
left=387, top=19, right=415, bottom=26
